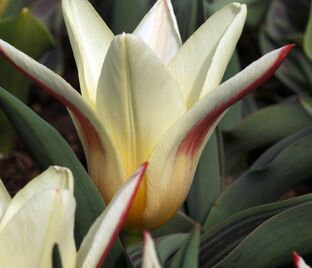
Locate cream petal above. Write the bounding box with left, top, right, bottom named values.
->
left=0, top=39, right=127, bottom=194
left=0, top=166, right=73, bottom=231
left=0, top=189, right=76, bottom=268
left=96, top=34, right=186, bottom=178
left=142, top=232, right=162, bottom=268
left=133, top=0, right=181, bottom=64
left=77, top=163, right=147, bottom=268
left=168, top=3, right=246, bottom=108
left=142, top=45, right=293, bottom=229
left=62, top=0, right=114, bottom=105
left=0, top=180, right=11, bottom=219
left=199, top=4, right=247, bottom=99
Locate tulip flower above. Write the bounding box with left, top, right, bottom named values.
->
left=0, top=0, right=293, bottom=230
left=0, top=164, right=147, bottom=267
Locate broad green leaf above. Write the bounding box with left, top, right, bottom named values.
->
left=214, top=202, right=312, bottom=267
left=172, top=0, right=204, bottom=42
left=200, top=193, right=312, bottom=266
left=224, top=98, right=312, bottom=156
left=260, top=0, right=312, bottom=94
left=127, top=234, right=188, bottom=268
left=152, top=212, right=195, bottom=237
left=186, top=132, right=222, bottom=224
left=205, top=126, right=312, bottom=228
left=0, top=8, right=54, bottom=153
left=304, top=1, right=312, bottom=60
left=170, top=226, right=200, bottom=268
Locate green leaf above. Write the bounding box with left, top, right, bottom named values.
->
left=260, top=0, right=312, bottom=94
left=200, top=193, right=312, bottom=267
left=0, top=87, right=104, bottom=244
left=214, top=202, right=312, bottom=268
left=169, top=226, right=201, bottom=268
left=172, top=0, right=204, bottom=42
left=127, top=234, right=188, bottom=268
left=52, top=245, right=63, bottom=268
left=0, top=8, right=54, bottom=153
left=186, top=132, right=222, bottom=223
left=152, top=212, right=195, bottom=237
left=304, top=1, right=312, bottom=60
left=205, top=126, right=312, bottom=228
left=259, top=31, right=311, bottom=94
left=224, top=98, right=312, bottom=155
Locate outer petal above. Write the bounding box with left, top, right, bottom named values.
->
left=168, top=3, right=246, bottom=108
left=77, top=163, right=147, bottom=268
left=96, top=34, right=186, bottom=180
left=0, top=180, right=11, bottom=219
left=62, top=0, right=114, bottom=106
left=142, top=45, right=293, bottom=229
left=0, top=39, right=127, bottom=193
left=0, top=166, right=73, bottom=231
left=133, top=0, right=181, bottom=64
left=142, top=232, right=162, bottom=268
left=0, top=189, right=76, bottom=268
left=293, top=252, right=311, bottom=268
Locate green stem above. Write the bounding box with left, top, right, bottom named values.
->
left=124, top=231, right=143, bottom=246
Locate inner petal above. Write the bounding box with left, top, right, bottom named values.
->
left=96, top=34, right=186, bottom=176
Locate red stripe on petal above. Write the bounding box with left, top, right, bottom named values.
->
left=0, top=46, right=103, bottom=153
left=292, top=251, right=301, bottom=268
left=178, top=45, right=294, bottom=156
left=96, top=163, right=148, bottom=268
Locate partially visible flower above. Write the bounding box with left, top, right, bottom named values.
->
left=0, top=0, right=293, bottom=230
left=0, top=164, right=147, bottom=267
left=142, top=232, right=162, bottom=268
left=293, top=251, right=311, bottom=268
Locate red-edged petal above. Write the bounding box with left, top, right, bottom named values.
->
left=77, top=163, right=148, bottom=268
left=141, top=45, right=293, bottom=230
left=292, top=251, right=311, bottom=268
left=0, top=39, right=126, bottom=192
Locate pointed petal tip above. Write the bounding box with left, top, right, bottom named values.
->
left=292, top=251, right=302, bottom=268
left=280, top=44, right=295, bottom=57
left=143, top=230, right=151, bottom=241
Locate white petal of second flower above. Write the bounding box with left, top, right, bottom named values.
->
left=77, top=163, right=146, bottom=268
left=133, top=0, right=182, bottom=64
left=0, top=189, right=76, bottom=268
left=0, top=166, right=73, bottom=232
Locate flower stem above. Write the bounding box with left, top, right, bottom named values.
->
left=124, top=230, right=143, bottom=246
